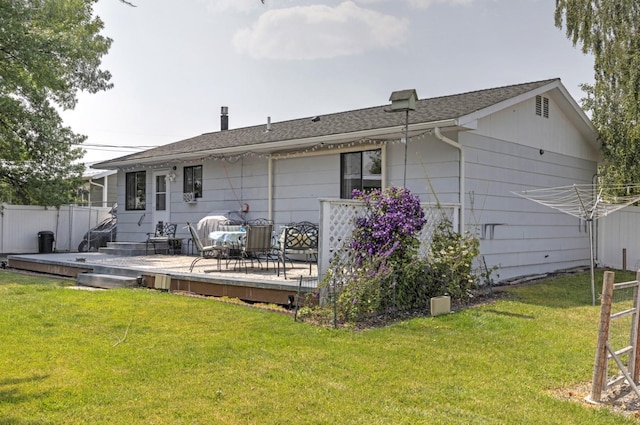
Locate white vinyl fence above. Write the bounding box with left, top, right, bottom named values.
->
left=0, top=204, right=111, bottom=254
left=598, top=205, right=640, bottom=272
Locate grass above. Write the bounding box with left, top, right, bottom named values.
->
left=0, top=270, right=638, bottom=424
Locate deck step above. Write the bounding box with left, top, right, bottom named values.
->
left=98, top=241, right=173, bottom=256
left=98, top=246, right=151, bottom=256
left=77, top=273, right=139, bottom=289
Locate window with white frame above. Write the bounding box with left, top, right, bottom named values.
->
left=340, top=149, right=382, bottom=198
left=126, top=171, right=146, bottom=210
left=183, top=165, right=203, bottom=198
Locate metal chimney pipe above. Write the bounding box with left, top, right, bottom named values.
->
left=266, top=116, right=271, bottom=132
left=221, top=106, right=229, bottom=131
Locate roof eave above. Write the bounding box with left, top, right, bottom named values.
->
left=95, top=119, right=460, bottom=169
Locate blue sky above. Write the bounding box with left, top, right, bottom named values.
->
left=62, top=0, right=595, bottom=163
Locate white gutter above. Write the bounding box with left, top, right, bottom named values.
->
left=434, top=127, right=464, bottom=233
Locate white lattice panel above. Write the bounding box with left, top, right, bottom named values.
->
left=319, top=199, right=459, bottom=277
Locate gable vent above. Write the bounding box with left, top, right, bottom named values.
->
left=535, top=95, right=550, bottom=118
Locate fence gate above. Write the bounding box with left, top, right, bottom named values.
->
left=589, top=270, right=640, bottom=403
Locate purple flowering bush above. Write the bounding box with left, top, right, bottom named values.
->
left=333, top=187, right=427, bottom=321
left=349, top=187, right=426, bottom=265
left=318, top=187, right=482, bottom=325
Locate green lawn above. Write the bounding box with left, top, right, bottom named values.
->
left=0, top=270, right=637, bottom=424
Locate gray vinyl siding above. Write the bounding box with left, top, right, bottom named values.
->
left=462, top=131, right=596, bottom=281
left=272, top=155, right=336, bottom=226
left=402, top=135, right=461, bottom=205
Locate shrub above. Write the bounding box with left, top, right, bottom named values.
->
left=318, top=187, right=482, bottom=326
left=427, top=216, right=479, bottom=300
left=327, top=187, right=427, bottom=321
left=349, top=187, right=426, bottom=267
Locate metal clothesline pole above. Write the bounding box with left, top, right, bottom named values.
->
left=587, top=218, right=596, bottom=306
left=574, top=185, right=596, bottom=306
left=515, top=183, right=640, bottom=307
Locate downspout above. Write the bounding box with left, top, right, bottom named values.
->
left=268, top=156, right=273, bottom=221
left=434, top=127, right=465, bottom=233
left=89, top=179, right=105, bottom=207
left=101, top=176, right=108, bottom=207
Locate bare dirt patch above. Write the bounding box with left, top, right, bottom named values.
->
left=553, top=381, right=640, bottom=421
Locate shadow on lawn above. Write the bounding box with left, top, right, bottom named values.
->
left=0, top=416, right=45, bottom=425
left=483, top=309, right=535, bottom=320
left=0, top=375, right=49, bottom=405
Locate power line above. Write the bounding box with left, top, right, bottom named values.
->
left=82, top=143, right=159, bottom=149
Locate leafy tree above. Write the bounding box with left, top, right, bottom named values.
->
left=0, top=0, right=112, bottom=206
left=555, top=1, right=640, bottom=187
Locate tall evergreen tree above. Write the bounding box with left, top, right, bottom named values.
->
left=555, top=1, right=640, bottom=187
left=0, top=0, right=112, bottom=206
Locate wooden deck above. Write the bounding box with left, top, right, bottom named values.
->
left=7, top=252, right=319, bottom=306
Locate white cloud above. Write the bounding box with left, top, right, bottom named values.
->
left=233, top=1, right=409, bottom=60
left=407, top=0, right=474, bottom=9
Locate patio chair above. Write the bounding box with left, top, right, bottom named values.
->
left=146, top=221, right=178, bottom=254
left=186, top=222, right=227, bottom=272
left=276, top=221, right=318, bottom=279
left=237, top=218, right=274, bottom=273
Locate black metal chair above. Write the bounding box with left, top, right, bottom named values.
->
left=186, top=222, right=227, bottom=272
left=146, top=222, right=178, bottom=254
left=276, top=221, right=318, bottom=279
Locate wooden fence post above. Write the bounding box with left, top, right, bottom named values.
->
left=590, top=270, right=615, bottom=402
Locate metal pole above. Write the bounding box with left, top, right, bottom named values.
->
left=403, top=109, right=408, bottom=187
left=589, top=219, right=596, bottom=306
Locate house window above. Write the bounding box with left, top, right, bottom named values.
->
left=340, top=149, right=382, bottom=199
left=183, top=165, right=203, bottom=198
left=155, top=174, right=166, bottom=211
left=126, top=171, right=146, bottom=210
left=536, top=95, right=549, bottom=118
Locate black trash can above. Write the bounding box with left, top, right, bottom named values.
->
left=38, top=231, right=55, bottom=254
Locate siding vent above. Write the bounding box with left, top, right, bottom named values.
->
left=535, top=95, right=550, bottom=118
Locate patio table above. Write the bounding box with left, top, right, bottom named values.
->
left=209, top=229, right=246, bottom=268
left=209, top=229, right=246, bottom=246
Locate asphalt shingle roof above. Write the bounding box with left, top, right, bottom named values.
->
left=97, top=78, right=559, bottom=166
